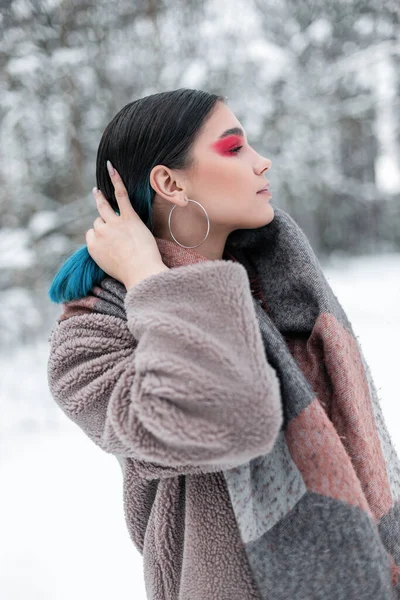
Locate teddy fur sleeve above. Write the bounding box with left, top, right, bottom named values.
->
left=47, top=260, right=283, bottom=477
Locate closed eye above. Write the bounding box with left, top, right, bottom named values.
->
left=229, top=146, right=243, bottom=154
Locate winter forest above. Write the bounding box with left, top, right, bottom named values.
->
left=1, top=0, right=399, bottom=598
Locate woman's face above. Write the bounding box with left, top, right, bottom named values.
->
left=185, top=101, right=273, bottom=232
left=151, top=101, right=274, bottom=249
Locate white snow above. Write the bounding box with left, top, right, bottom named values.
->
left=0, top=253, right=399, bottom=599
left=306, top=18, right=333, bottom=45
left=28, top=211, right=59, bottom=238
left=0, top=228, right=35, bottom=269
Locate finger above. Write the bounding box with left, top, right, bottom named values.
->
left=92, top=187, right=118, bottom=222
left=93, top=216, right=106, bottom=230
left=85, top=228, right=95, bottom=247
left=106, top=160, right=138, bottom=219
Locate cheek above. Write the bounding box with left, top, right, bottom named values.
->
left=196, top=159, right=249, bottom=197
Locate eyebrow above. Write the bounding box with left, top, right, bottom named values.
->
left=218, top=127, right=245, bottom=139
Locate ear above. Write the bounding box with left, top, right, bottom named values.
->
left=149, top=164, right=187, bottom=206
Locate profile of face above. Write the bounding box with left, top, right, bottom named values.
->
left=150, top=101, right=273, bottom=254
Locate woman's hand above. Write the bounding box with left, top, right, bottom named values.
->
left=86, top=161, right=168, bottom=289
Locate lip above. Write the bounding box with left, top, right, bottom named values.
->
left=258, top=189, right=272, bottom=199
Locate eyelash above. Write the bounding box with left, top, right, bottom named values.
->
left=229, top=145, right=243, bottom=154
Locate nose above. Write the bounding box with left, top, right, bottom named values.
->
left=257, top=157, right=272, bottom=175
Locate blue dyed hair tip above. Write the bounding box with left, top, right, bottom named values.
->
left=48, top=244, right=107, bottom=304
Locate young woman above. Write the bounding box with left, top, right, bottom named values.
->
left=47, top=89, right=400, bottom=600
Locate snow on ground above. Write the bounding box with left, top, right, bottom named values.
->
left=0, top=252, right=399, bottom=599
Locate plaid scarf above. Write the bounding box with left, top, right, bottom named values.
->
left=219, top=206, right=400, bottom=598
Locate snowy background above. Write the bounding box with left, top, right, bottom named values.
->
left=1, top=0, right=399, bottom=598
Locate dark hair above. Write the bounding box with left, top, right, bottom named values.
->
left=48, top=88, right=226, bottom=303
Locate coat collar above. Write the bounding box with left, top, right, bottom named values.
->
left=153, top=204, right=323, bottom=335
left=153, top=208, right=277, bottom=314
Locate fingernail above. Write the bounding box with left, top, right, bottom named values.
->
left=106, top=160, right=115, bottom=176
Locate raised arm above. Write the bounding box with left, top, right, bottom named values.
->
left=47, top=260, right=283, bottom=478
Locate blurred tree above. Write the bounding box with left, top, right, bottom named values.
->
left=0, top=0, right=399, bottom=346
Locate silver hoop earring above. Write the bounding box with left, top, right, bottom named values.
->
left=168, top=199, right=210, bottom=249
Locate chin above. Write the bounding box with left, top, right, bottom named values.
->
left=248, top=201, right=275, bottom=229
left=230, top=202, right=275, bottom=231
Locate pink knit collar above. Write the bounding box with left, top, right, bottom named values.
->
left=155, top=236, right=217, bottom=268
